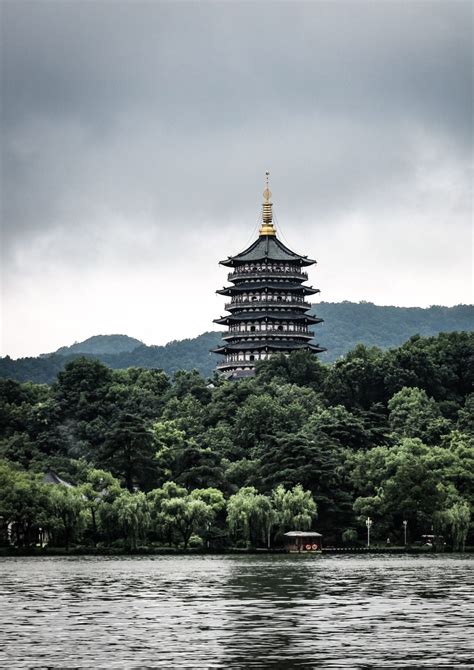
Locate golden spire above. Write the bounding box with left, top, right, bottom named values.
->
left=259, top=171, right=277, bottom=236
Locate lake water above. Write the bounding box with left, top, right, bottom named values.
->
left=0, top=555, right=473, bottom=668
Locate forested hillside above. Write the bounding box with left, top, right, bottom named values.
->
left=1, top=302, right=472, bottom=384
left=1, top=332, right=473, bottom=552
left=54, top=334, right=143, bottom=356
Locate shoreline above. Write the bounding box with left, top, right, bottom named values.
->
left=2, top=546, right=470, bottom=557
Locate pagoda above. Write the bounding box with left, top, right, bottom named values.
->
left=212, top=174, right=325, bottom=377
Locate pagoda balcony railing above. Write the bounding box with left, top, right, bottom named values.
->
left=228, top=270, right=308, bottom=282
left=216, top=361, right=255, bottom=370
left=223, top=329, right=315, bottom=339
left=224, top=299, right=312, bottom=311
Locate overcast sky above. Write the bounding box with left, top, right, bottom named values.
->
left=1, top=0, right=472, bottom=358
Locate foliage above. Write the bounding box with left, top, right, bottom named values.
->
left=388, top=387, right=449, bottom=444
left=227, top=484, right=317, bottom=548
left=0, top=461, right=51, bottom=546
left=0, top=330, right=473, bottom=551
left=434, top=501, right=471, bottom=552
left=99, top=413, right=157, bottom=491
left=112, top=490, right=150, bottom=550
left=227, top=487, right=275, bottom=548
left=1, top=303, right=472, bottom=383
left=271, top=484, right=318, bottom=534
left=148, top=483, right=222, bottom=548
left=48, top=485, right=87, bottom=549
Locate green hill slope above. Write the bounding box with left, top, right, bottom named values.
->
left=54, top=334, right=143, bottom=356
left=1, top=302, right=472, bottom=384
left=314, top=302, right=474, bottom=361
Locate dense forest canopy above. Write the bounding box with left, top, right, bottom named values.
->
left=1, top=302, right=472, bottom=384
left=1, top=331, right=473, bottom=551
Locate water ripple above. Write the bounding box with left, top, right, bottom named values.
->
left=0, top=555, right=473, bottom=668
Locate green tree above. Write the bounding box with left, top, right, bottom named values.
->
left=54, top=358, right=114, bottom=423
left=107, top=368, right=169, bottom=419
left=148, top=482, right=218, bottom=549
left=350, top=439, right=452, bottom=540
left=224, top=458, right=260, bottom=491
left=48, top=485, right=86, bottom=549
left=112, top=490, right=150, bottom=550
left=233, top=393, right=306, bottom=451
left=227, top=487, right=275, bottom=548
left=160, top=497, right=214, bottom=549
left=257, top=429, right=351, bottom=535
left=152, top=420, right=225, bottom=490
left=386, top=332, right=474, bottom=404
left=435, top=501, right=471, bottom=552
left=161, top=395, right=206, bottom=436
left=256, top=350, right=328, bottom=388
left=457, top=394, right=474, bottom=435
left=147, top=481, right=187, bottom=545
left=388, top=386, right=450, bottom=444
left=271, top=484, right=317, bottom=536
left=79, top=469, right=122, bottom=543
left=99, top=413, right=157, bottom=491
left=174, top=445, right=225, bottom=490
left=171, top=369, right=213, bottom=404
left=0, top=461, right=51, bottom=546
left=153, top=420, right=187, bottom=483
left=323, top=344, right=387, bottom=410
left=148, top=482, right=224, bottom=548
left=305, top=405, right=374, bottom=451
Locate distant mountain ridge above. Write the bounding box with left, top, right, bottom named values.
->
left=53, top=334, right=143, bottom=356
left=1, top=302, right=473, bottom=384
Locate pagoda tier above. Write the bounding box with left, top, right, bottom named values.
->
left=212, top=174, right=326, bottom=378
left=217, top=283, right=319, bottom=296
left=219, top=235, right=315, bottom=267
left=214, top=312, right=323, bottom=325
left=214, top=341, right=325, bottom=354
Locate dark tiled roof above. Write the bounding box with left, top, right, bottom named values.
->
left=220, top=235, right=316, bottom=267
left=214, top=312, right=323, bottom=325
left=217, top=283, right=319, bottom=296
left=212, top=341, right=326, bottom=353
left=43, top=469, right=74, bottom=487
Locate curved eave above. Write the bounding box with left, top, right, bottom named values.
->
left=212, top=341, right=326, bottom=353
left=214, top=313, right=324, bottom=325
left=217, top=284, right=320, bottom=296
left=219, top=235, right=316, bottom=267
left=226, top=303, right=311, bottom=314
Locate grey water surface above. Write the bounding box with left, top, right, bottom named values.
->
left=0, top=554, right=473, bottom=669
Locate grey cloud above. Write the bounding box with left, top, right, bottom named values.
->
left=2, top=2, right=471, bottom=130
left=0, top=1, right=472, bottom=356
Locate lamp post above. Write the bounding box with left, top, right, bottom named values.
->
left=403, top=520, right=408, bottom=546
left=366, top=516, right=373, bottom=548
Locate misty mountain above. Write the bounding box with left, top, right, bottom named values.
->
left=52, top=334, right=144, bottom=356
left=1, top=302, right=473, bottom=384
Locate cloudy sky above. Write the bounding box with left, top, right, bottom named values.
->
left=1, top=0, right=472, bottom=358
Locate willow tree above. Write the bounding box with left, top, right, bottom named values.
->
left=227, top=487, right=275, bottom=548
left=112, top=490, right=150, bottom=550
left=271, top=484, right=318, bottom=534
left=148, top=483, right=223, bottom=549
left=49, top=485, right=87, bottom=550
left=435, top=501, right=471, bottom=552
left=79, top=469, right=122, bottom=544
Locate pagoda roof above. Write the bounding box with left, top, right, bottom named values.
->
left=214, top=312, right=323, bottom=325
left=212, top=341, right=326, bottom=353
left=220, top=235, right=315, bottom=267
left=43, top=469, right=74, bottom=488
left=217, top=283, right=319, bottom=296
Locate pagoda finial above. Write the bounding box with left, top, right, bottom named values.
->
left=259, top=171, right=277, bottom=236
